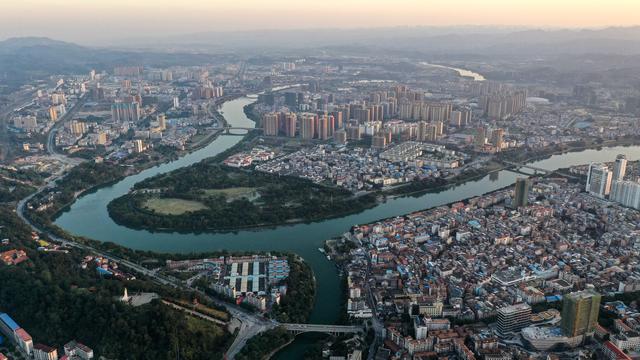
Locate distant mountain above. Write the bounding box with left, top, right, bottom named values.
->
left=0, top=36, right=82, bottom=52
left=128, top=26, right=640, bottom=56
left=0, top=37, right=224, bottom=85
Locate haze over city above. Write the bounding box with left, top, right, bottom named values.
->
left=2, top=0, right=640, bottom=44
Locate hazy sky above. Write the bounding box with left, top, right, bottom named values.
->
left=2, top=0, right=640, bottom=44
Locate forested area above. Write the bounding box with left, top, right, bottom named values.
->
left=0, top=207, right=232, bottom=359
left=108, top=164, right=377, bottom=231
left=236, top=327, right=293, bottom=360
left=28, top=161, right=127, bottom=224
left=0, top=178, right=36, bottom=202
left=272, top=256, right=316, bottom=324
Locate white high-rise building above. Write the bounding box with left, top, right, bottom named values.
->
left=610, top=180, right=640, bottom=210
left=586, top=163, right=613, bottom=199
left=613, top=154, right=628, bottom=182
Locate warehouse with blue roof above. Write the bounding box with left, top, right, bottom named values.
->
left=0, top=313, right=19, bottom=334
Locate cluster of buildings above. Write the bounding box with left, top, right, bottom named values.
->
left=81, top=255, right=136, bottom=281
left=0, top=249, right=28, bottom=266
left=0, top=312, right=93, bottom=360
left=222, top=146, right=275, bottom=168
left=335, top=176, right=640, bottom=358
left=258, top=84, right=479, bottom=145
left=255, top=143, right=464, bottom=193
left=585, top=155, right=640, bottom=210
left=167, top=255, right=290, bottom=312
left=40, top=65, right=229, bottom=158
left=30, top=231, right=69, bottom=254
left=10, top=87, right=69, bottom=137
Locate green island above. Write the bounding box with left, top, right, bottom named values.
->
left=107, top=163, right=377, bottom=231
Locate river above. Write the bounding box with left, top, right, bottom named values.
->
left=55, top=95, right=640, bottom=359
left=420, top=62, right=486, bottom=81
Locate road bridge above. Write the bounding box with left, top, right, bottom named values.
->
left=282, top=323, right=364, bottom=336
left=501, top=160, right=553, bottom=175
left=222, top=126, right=262, bottom=135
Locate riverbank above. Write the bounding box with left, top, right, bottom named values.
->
left=498, top=136, right=640, bottom=165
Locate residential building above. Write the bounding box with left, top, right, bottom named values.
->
left=497, top=303, right=531, bottom=335
left=34, top=343, right=58, bottom=360
left=263, top=113, right=279, bottom=136
left=64, top=340, right=94, bottom=360
left=613, top=154, right=628, bottom=182
left=561, top=290, right=601, bottom=337
left=514, top=177, right=530, bottom=208
left=586, top=163, right=613, bottom=198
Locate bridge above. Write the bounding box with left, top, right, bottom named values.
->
left=501, top=160, right=553, bottom=175
left=222, top=126, right=263, bottom=135
left=282, top=323, right=364, bottom=336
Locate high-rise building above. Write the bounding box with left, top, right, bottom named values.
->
left=514, top=177, right=530, bottom=208
left=450, top=110, right=462, bottom=127
left=331, top=110, right=343, bottom=130
left=434, top=120, right=444, bottom=136
left=417, top=121, right=428, bottom=141
left=114, top=66, right=142, bottom=77
left=95, top=132, right=108, bottom=146
left=613, top=154, right=628, bottom=182
left=586, top=163, right=613, bottom=198
left=263, top=113, right=279, bottom=136
left=346, top=125, right=362, bottom=140
left=111, top=102, right=140, bottom=122
left=284, top=113, right=297, bottom=137
left=133, top=139, right=145, bottom=153
left=610, top=180, right=640, bottom=210
left=475, top=127, right=486, bottom=147
left=300, top=113, right=316, bottom=140
left=561, top=290, right=601, bottom=337
left=497, top=303, right=531, bottom=335
left=491, top=128, right=505, bottom=150
left=157, top=114, right=167, bottom=131
left=424, top=124, right=437, bottom=142
left=371, top=134, right=387, bottom=149
left=48, top=107, right=58, bottom=122
left=460, top=108, right=472, bottom=126
left=317, top=115, right=330, bottom=140
left=69, top=120, right=87, bottom=136
left=334, top=129, right=347, bottom=144
left=13, top=116, right=38, bottom=131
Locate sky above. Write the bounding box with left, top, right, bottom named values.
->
left=2, top=0, right=640, bottom=44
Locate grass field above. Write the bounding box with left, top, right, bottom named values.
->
left=143, top=197, right=208, bottom=215
left=186, top=315, right=225, bottom=337
left=203, top=187, right=259, bottom=202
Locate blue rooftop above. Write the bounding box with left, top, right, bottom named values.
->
left=96, top=267, right=112, bottom=276
left=0, top=313, right=20, bottom=331
left=468, top=220, right=481, bottom=228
